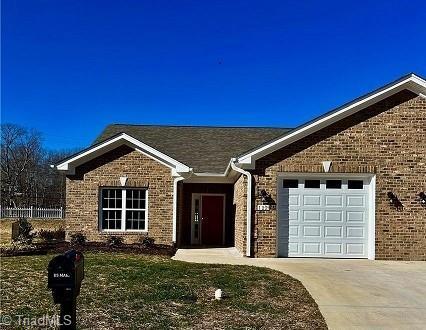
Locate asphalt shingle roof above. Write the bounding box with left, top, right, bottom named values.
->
left=94, top=124, right=291, bottom=173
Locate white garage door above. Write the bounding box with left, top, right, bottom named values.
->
left=277, top=176, right=371, bottom=258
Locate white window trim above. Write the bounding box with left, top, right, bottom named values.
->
left=99, top=187, right=149, bottom=233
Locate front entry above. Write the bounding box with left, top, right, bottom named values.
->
left=191, top=194, right=225, bottom=246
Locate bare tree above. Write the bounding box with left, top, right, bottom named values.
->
left=40, top=150, right=72, bottom=207
left=1, top=123, right=78, bottom=208
left=1, top=124, right=43, bottom=206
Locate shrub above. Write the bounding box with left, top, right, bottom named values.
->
left=70, top=232, right=87, bottom=246
left=38, top=228, right=65, bottom=241
left=106, top=235, right=124, bottom=247
left=13, top=217, right=35, bottom=244
left=141, top=236, right=155, bottom=248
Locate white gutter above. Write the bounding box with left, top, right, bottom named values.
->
left=172, top=176, right=185, bottom=243
left=231, top=158, right=252, bottom=257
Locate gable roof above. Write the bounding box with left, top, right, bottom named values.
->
left=56, top=73, right=426, bottom=176
left=236, top=73, right=426, bottom=168
left=94, top=125, right=290, bottom=173
left=55, top=133, right=192, bottom=175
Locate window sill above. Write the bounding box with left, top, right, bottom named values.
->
left=99, top=230, right=148, bottom=234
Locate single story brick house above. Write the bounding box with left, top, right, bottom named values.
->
left=56, top=73, right=426, bottom=260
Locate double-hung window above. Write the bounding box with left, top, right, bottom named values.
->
left=100, top=188, right=148, bottom=231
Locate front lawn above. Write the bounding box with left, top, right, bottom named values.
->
left=1, top=253, right=326, bottom=329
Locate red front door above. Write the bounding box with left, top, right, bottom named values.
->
left=201, top=195, right=224, bottom=245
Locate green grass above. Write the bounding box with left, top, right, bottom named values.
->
left=0, top=253, right=326, bottom=329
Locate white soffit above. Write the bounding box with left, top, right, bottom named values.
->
left=184, top=172, right=235, bottom=184
left=237, top=74, right=426, bottom=168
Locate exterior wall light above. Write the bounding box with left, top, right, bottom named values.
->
left=418, top=192, right=426, bottom=206
left=259, top=189, right=269, bottom=204
left=256, top=189, right=275, bottom=206
left=387, top=192, right=403, bottom=211
left=256, top=189, right=275, bottom=211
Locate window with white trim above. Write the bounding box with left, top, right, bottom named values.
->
left=100, top=188, right=147, bottom=231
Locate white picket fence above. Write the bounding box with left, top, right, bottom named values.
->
left=0, top=206, right=64, bottom=219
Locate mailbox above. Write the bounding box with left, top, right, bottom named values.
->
left=48, top=250, right=84, bottom=329
left=48, top=250, right=84, bottom=303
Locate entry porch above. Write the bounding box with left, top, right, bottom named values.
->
left=176, top=183, right=236, bottom=248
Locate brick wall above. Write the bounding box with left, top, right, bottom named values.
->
left=233, top=175, right=247, bottom=255
left=66, top=145, right=174, bottom=245
left=252, top=91, right=426, bottom=260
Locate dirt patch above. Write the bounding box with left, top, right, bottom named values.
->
left=0, top=241, right=176, bottom=257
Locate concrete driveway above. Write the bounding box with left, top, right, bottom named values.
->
left=173, top=248, right=426, bottom=329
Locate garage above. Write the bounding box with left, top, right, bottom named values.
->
left=277, top=175, right=375, bottom=259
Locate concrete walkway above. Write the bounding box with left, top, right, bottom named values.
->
left=173, top=248, right=426, bottom=329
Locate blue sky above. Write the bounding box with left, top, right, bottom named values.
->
left=2, top=0, right=426, bottom=150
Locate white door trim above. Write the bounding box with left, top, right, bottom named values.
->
left=367, top=175, right=376, bottom=260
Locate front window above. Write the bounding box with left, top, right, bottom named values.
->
left=100, top=188, right=148, bottom=231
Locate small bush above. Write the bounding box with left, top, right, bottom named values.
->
left=70, top=232, right=87, bottom=246
left=13, top=217, right=35, bottom=244
left=38, top=228, right=65, bottom=241
left=106, top=235, right=124, bottom=247
left=141, top=236, right=155, bottom=247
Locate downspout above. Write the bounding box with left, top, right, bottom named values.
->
left=230, top=158, right=252, bottom=257
left=172, top=176, right=185, bottom=244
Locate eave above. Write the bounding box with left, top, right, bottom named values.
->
left=236, top=73, right=426, bottom=169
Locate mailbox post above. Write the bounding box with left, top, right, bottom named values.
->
left=48, top=250, right=84, bottom=330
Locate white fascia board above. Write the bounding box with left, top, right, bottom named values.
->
left=56, top=133, right=190, bottom=174
left=193, top=172, right=227, bottom=177
left=223, top=161, right=233, bottom=176
left=184, top=172, right=234, bottom=184
left=180, top=159, right=241, bottom=183
left=237, top=74, right=426, bottom=168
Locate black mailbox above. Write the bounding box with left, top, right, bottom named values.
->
left=48, top=250, right=84, bottom=329
left=48, top=250, right=84, bottom=302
